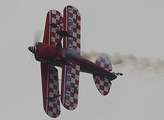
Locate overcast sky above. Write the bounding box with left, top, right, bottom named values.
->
left=0, top=0, right=164, bottom=120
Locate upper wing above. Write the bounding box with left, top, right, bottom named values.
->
left=61, top=62, right=80, bottom=110
left=43, top=10, right=63, bottom=46
left=41, top=63, right=60, bottom=118
left=60, top=5, right=81, bottom=110
left=63, top=5, right=81, bottom=54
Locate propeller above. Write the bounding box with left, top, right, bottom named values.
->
left=26, top=29, right=43, bottom=76
left=28, top=29, right=42, bottom=54
left=34, top=29, right=42, bottom=46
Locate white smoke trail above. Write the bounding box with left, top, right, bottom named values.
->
left=81, top=51, right=164, bottom=74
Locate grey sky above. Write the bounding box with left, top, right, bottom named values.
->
left=0, top=0, right=164, bottom=119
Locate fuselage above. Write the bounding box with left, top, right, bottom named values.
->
left=29, top=42, right=117, bottom=80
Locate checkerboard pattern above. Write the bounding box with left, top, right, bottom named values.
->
left=93, top=75, right=112, bottom=96
left=61, top=63, right=80, bottom=110
left=48, top=10, right=63, bottom=46
left=46, top=65, right=60, bottom=118
left=63, top=6, right=81, bottom=54
left=93, top=54, right=113, bottom=95
left=95, top=54, right=113, bottom=71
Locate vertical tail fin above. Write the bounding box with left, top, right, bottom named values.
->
left=93, top=54, right=113, bottom=95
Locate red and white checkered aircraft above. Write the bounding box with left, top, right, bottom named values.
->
left=28, top=5, right=122, bottom=118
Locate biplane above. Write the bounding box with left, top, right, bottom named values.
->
left=28, top=5, right=122, bottom=118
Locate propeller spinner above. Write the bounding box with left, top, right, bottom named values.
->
left=28, top=46, right=37, bottom=54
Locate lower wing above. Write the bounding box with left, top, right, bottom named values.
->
left=41, top=63, right=60, bottom=118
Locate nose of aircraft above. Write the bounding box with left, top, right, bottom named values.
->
left=28, top=46, right=37, bottom=54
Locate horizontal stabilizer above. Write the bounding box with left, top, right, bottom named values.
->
left=95, top=54, right=112, bottom=71
left=93, top=74, right=112, bottom=95
left=93, top=54, right=113, bottom=95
